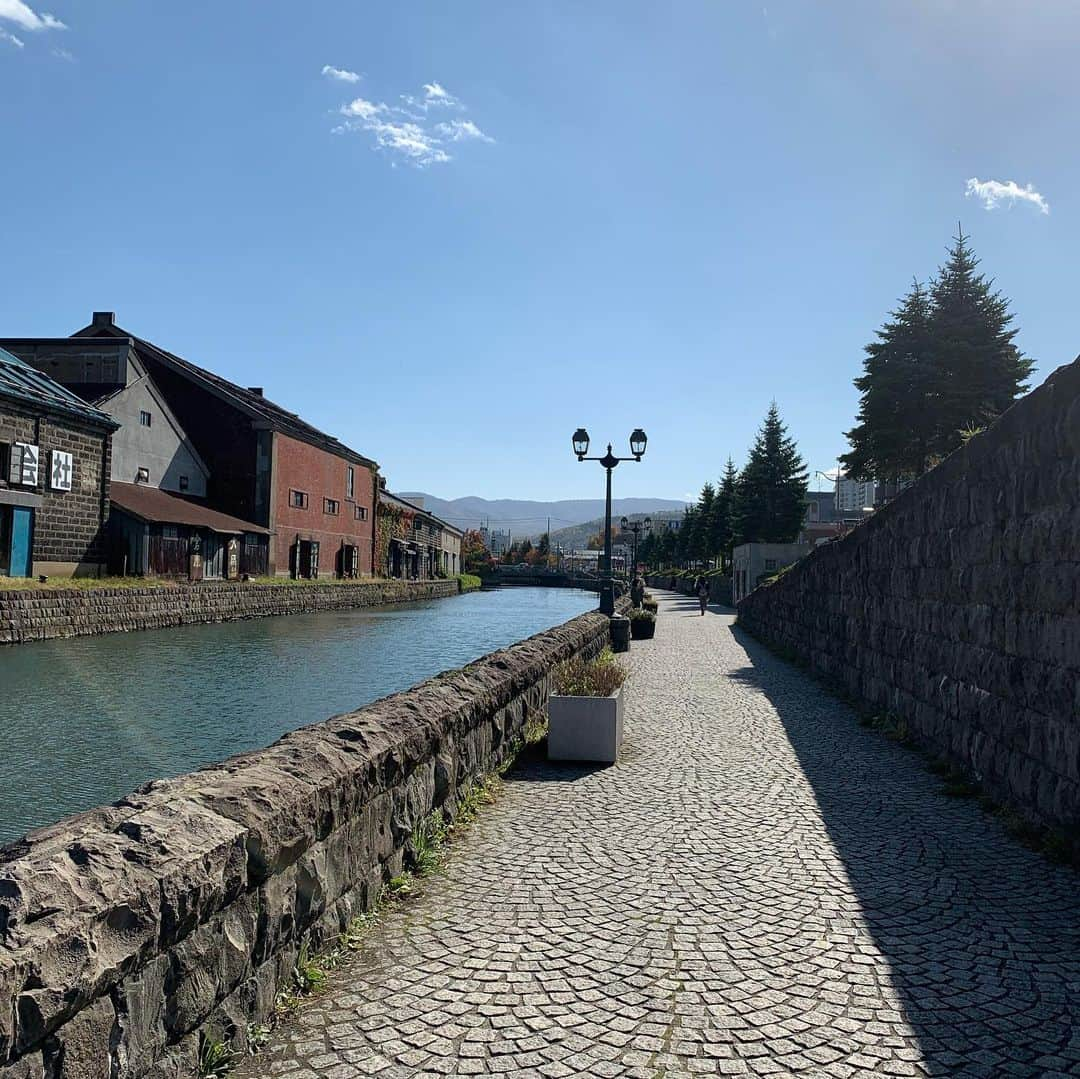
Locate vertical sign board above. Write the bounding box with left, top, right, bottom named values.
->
left=10, top=443, right=39, bottom=487
left=49, top=450, right=73, bottom=492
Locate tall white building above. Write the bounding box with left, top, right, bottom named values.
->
left=836, top=478, right=875, bottom=513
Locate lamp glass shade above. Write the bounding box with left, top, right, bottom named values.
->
left=572, top=428, right=590, bottom=456
left=629, top=428, right=648, bottom=456
left=620, top=516, right=629, bottom=530
left=643, top=516, right=652, bottom=528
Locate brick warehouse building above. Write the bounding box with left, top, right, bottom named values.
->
left=58, top=314, right=378, bottom=578
left=0, top=347, right=116, bottom=578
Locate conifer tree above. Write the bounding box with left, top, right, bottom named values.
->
left=842, top=280, right=934, bottom=480
left=733, top=404, right=808, bottom=544
left=693, top=483, right=717, bottom=565
left=924, top=229, right=1032, bottom=460
left=712, top=458, right=739, bottom=570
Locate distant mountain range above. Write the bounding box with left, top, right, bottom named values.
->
left=396, top=493, right=689, bottom=542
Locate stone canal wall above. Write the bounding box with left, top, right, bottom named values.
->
left=737, top=357, right=1080, bottom=838
left=0, top=578, right=465, bottom=646
left=0, top=606, right=613, bottom=1079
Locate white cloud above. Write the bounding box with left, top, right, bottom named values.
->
left=332, top=80, right=492, bottom=168
left=0, top=26, right=24, bottom=45
left=341, top=97, right=385, bottom=121
left=51, top=45, right=72, bottom=60
left=322, top=64, right=360, bottom=83
left=0, top=0, right=65, bottom=31
left=435, top=119, right=494, bottom=143
left=965, top=177, right=1049, bottom=215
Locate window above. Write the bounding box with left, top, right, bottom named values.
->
left=139, top=410, right=152, bottom=427
left=324, top=498, right=340, bottom=515
left=136, top=466, right=150, bottom=484
left=179, top=475, right=189, bottom=491
left=289, top=489, right=309, bottom=509
left=346, top=466, right=355, bottom=500
left=354, top=505, right=368, bottom=521
left=764, top=558, right=777, bottom=571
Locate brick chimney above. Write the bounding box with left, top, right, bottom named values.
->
left=91, top=311, right=115, bottom=327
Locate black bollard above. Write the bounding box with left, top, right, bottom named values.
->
left=609, top=615, right=631, bottom=653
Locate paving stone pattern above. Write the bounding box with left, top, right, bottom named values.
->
left=240, top=592, right=1080, bottom=1079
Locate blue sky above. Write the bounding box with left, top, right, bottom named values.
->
left=2, top=1, right=1075, bottom=502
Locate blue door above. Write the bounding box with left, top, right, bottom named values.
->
left=10, top=507, right=32, bottom=577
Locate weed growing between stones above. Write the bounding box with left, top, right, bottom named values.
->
left=193, top=760, right=521, bottom=1076
left=198, top=1039, right=236, bottom=1079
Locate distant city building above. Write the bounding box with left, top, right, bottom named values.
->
left=487, top=529, right=510, bottom=556
left=837, top=477, right=876, bottom=512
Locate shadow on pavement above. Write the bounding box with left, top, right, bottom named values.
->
left=727, top=622, right=1080, bottom=1079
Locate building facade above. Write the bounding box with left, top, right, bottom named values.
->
left=2, top=333, right=272, bottom=579
left=439, top=523, right=462, bottom=576
left=732, top=542, right=811, bottom=604
left=55, top=313, right=377, bottom=578
left=0, top=348, right=116, bottom=578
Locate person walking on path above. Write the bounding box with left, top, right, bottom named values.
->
left=695, top=574, right=709, bottom=615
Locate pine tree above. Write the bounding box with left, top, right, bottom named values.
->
left=712, top=458, right=739, bottom=570
left=693, top=483, right=717, bottom=565
left=733, top=404, right=808, bottom=544
left=843, top=280, right=935, bottom=480
left=925, top=229, right=1033, bottom=461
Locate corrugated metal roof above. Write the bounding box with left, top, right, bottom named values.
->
left=0, top=347, right=117, bottom=429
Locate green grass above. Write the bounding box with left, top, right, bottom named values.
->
left=198, top=1039, right=236, bottom=1079
left=457, top=572, right=482, bottom=591
left=0, top=574, right=183, bottom=592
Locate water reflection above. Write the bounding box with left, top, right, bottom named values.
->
left=0, top=587, right=595, bottom=845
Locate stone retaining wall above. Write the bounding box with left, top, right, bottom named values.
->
left=0, top=606, right=614, bottom=1079
left=737, top=357, right=1080, bottom=840
left=0, top=579, right=465, bottom=646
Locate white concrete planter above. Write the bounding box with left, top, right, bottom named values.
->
left=547, top=685, right=624, bottom=763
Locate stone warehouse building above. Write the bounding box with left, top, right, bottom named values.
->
left=1, top=333, right=270, bottom=578
left=0, top=347, right=116, bottom=578
left=378, top=489, right=461, bottom=579
left=10, top=313, right=379, bottom=578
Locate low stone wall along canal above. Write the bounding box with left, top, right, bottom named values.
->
left=0, top=586, right=596, bottom=845
left=0, top=591, right=610, bottom=1079
left=0, top=577, right=465, bottom=645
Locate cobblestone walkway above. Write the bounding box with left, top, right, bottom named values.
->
left=243, top=592, right=1080, bottom=1079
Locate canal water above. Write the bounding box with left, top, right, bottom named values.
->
left=0, top=587, right=596, bottom=847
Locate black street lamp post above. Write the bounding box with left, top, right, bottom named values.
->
left=572, top=427, right=648, bottom=616
left=620, top=515, right=651, bottom=582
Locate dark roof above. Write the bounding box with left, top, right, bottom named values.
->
left=110, top=482, right=269, bottom=535
left=70, top=317, right=378, bottom=470
left=0, top=347, right=117, bottom=430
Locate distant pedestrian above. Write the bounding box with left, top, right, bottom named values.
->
left=630, top=575, right=645, bottom=608
left=695, top=575, right=709, bottom=615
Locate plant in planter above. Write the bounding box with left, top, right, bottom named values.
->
left=548, top=648, right=627, bottom=763
left=630, top=608, right=656, bottom=639
left=642, top=597, right=658, bottom=614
